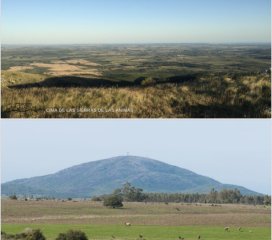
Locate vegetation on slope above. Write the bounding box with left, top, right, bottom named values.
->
left=1, top=44, right=271, bottom=118
left=1, top=156, right=260, bottom=198
left=2, top=71, right=270, bottom=118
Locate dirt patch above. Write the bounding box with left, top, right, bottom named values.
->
left=7, top=59, right=102, bottom=77
left=7, top=66, right=34, bottom=72
left=30, top=62, right=102, bottom=77
left=65, top=59, right=100, bottom=66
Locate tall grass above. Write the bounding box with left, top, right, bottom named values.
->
left=1, top=72, right=271, bottom=118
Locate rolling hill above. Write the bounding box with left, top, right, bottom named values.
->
left=1, top=156, right=259, bottom=198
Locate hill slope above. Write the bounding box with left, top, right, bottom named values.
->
left=1, top=156, right=259, bottom=197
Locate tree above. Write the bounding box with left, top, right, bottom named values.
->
left=121, top=182, right=147, bottom=202
left=103, top=194, right=123, bottom=208
left=263, top=195, right=271, bottom=205
left=208, top=188, right=218, bottom=203
left=219, top=189, right=242, bottom=204
left=91, top=196, right=102, bottom=201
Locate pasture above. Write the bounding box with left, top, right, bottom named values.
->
left=1, top=200, right=271, bottom=240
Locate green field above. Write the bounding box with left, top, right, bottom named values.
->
left=1, top=200, right=270, bottom=240
left=2, top=224, right=270, bottom=240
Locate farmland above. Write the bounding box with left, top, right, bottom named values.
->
left=1, top=199, right=271, bottom=240
left=1, top=44, right=271, bottom=118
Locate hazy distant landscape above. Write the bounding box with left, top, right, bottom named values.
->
left=1, top=44, right=271, bottom=118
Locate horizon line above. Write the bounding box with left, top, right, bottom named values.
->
left=2, top=42, right=271, bottom=46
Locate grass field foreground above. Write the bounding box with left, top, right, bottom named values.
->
left=2, top=224, right=270, bottom=240
left=1, top=200, right=271, bottom=239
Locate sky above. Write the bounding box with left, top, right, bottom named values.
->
left=1, top=120, right=271, bottom=195
left=1, top=0, right=271, bottom=44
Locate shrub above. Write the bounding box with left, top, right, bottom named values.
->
left=56, top=230, right=88, bottom=240
left=141, top=77, right=157, bottom=86
left=1, top=232, right=10, bottom=240
left=56, top=233, right=67, bottom=240
left=27, top=229, right=46, bottom=240
left=1, top=229, right=46, bottom=240
left=103, top=194, right=123, bottom=208
left=1, top=232, right=7, bottom=237
left=9, top=194, right=17, bottom=200
left=91, top=196, right=102, bottom=201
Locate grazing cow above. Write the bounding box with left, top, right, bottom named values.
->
left=125, top=222, right=131, bottom=226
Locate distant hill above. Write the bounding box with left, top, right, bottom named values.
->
left=1, top=156, right=259, bottom=198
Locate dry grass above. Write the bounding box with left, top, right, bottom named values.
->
left=30, top=62, right=102, bottom=77
left=1, top=71, right=44, bottom=86
left=7, top=66, right=34, bottom=72
left=1, top=85, right=202, bottom=118
left=63, top=59, right=100, bottom=66
left=1, top=200, right=270, bottom=227
left=1, top=70, right=271, bottom=118
left=6, top=58, right=102, bottom=77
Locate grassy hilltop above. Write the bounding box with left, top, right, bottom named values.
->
left=1, top=156, right=259, bottom=198
left=1, top=44, right=271, bottom=118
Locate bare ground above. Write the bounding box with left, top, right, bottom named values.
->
left=6, top=59, right=102, bottom=77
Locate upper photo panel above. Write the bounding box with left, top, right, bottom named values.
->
left=1, top=0, right=271, bottom=118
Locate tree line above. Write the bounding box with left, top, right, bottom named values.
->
left=96, top=183, right=271, bottom=207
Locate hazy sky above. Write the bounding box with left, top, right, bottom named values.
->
left=1, top=120, right=271, bottom=194
left=2, top=0, right=271, bottom=44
